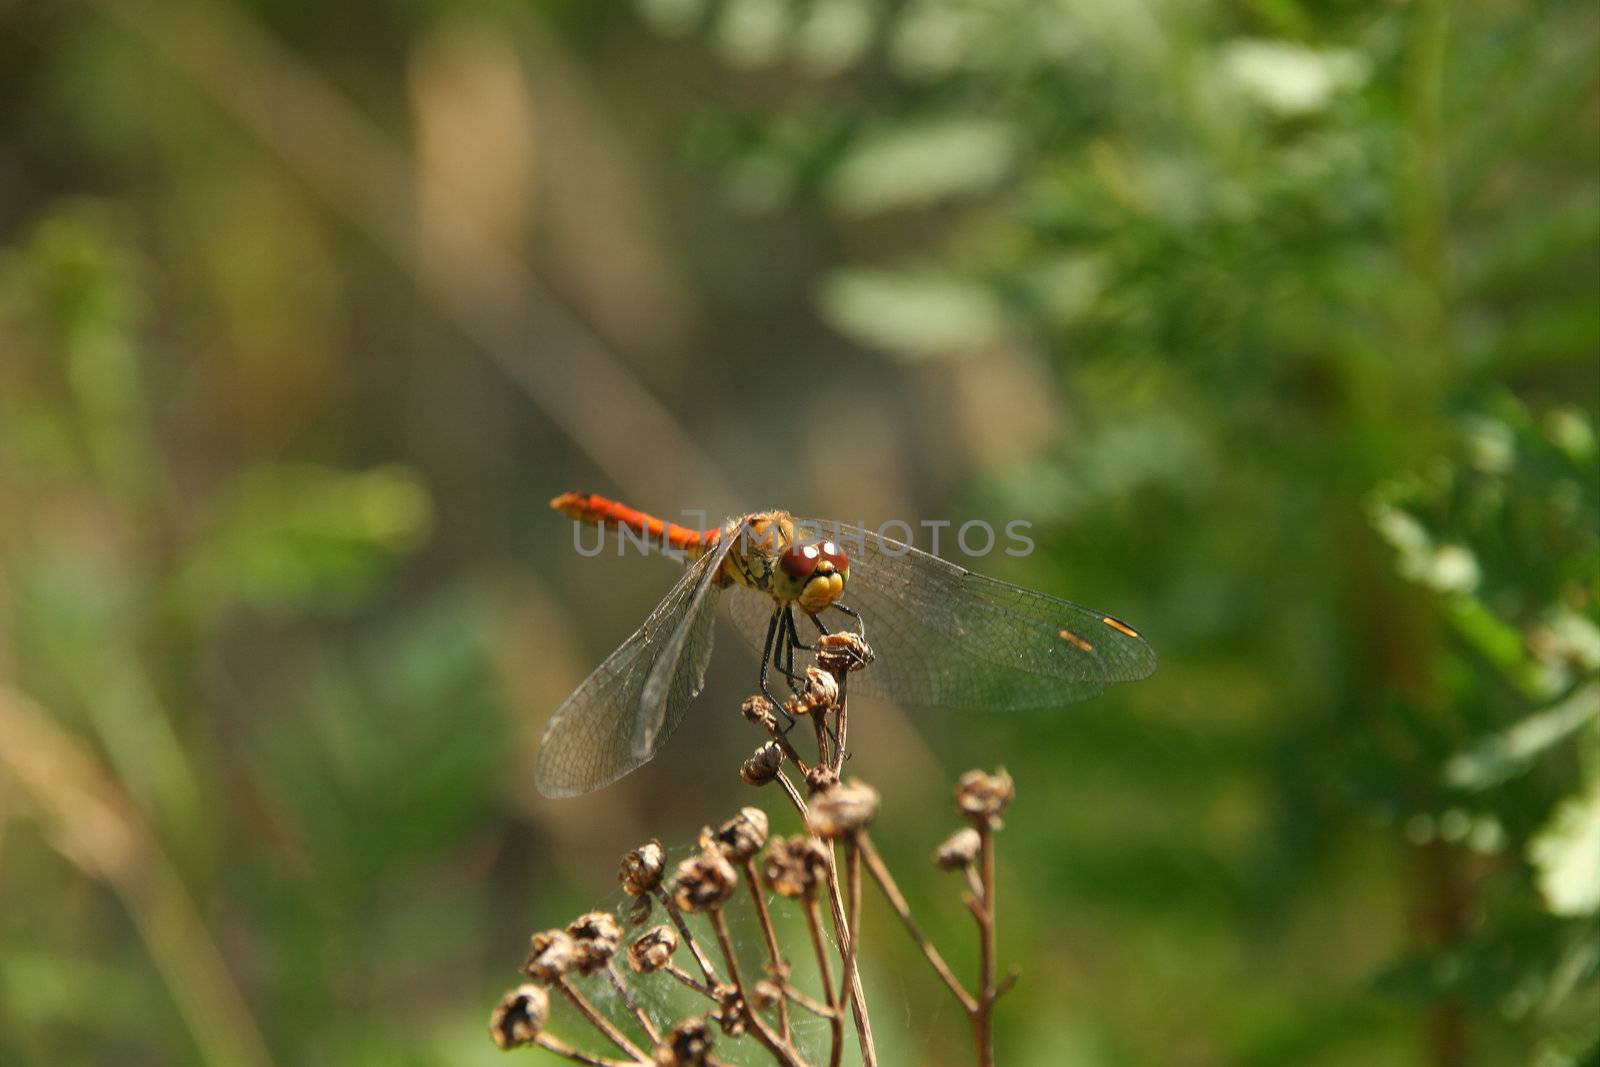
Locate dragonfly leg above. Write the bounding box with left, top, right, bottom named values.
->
left=808, top=603, right=869, bottom=668
left=758, top=607, right=797, bottom=733
left=768, top=605, right=808, bottom=686
left=789, top=605, right=820, bottom=650
left=832, top=601, right=866, bottom=640
left=790, top=609, right=843, bottom=754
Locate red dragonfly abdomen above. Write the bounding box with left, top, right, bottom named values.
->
left=551, top=492, right=720, bottom=556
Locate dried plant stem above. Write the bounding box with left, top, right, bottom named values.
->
left=856, top=833, right=977, bottom=1013
left=662, top=961, right=718, bottom=999
left=831, top=682, right=849, bottom=775
left=812, top=711, right=837, bottom=770
left=837, top=843, right=862, bottom=1009
left=802, top=893, right=845, bottom=1067
left=534, top=1033, right=645, bottom=1067
left=553, top=978, right=649, bottom=1062
left=740, top=857, right=793, bottom=1044
left=775, top=768, right=808, bottom=816
left=604, top=961, right=659, bottom=1044
left=822, top=843, right=876, bottom=1067
left=780, top=984, right=836, bottom=1019
left=970, top=825, right=998, bottom=1067
left=773, top=767, right=877, bottom=1067
left=707, top=909, right=807, bottom=1067
left=653, top=885, right=719, bottom=984
left=774, top=735, right=811, bottom=773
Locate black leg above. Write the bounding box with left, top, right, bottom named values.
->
left=832, top=602, right=865, bottom=639
left=782, top=607, right=798, bottom=691
left=790, top=608, right=844, bottom=754
left=757, top=608, right=796, bottom=731
left=768, top=606, right=806, bottom=687
left=804, top=602, right=867, bottom=668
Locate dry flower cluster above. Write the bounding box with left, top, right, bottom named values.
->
left=493, top=633, right=1018, bottom=1066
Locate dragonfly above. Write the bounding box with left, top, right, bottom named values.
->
left=536, top=492, right=1156, bottom=798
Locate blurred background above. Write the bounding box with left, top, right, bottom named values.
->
left=1, top=1, right=1596, bottom=1064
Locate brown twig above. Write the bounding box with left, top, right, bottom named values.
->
left=661, top=961, right=718, bottom=999
left=971, top=824, right=998, bottom=1067
left=604, top=961, right=660, bottom=1045
left=707, top=909, right=808, bottom=1067
left=741, top=857, right=793, bottom=1044
left=802, top=893, right=845, bottom=1067
left=779, top=983, right=837, bottom=1019
left=856, top=832, right=977, bottom=1013
left=534, top=1033, right=647, bottom=1067
left=837, top=842, right=863, bottom=1009
left=553, top=978, right=649, bottom=1063
left=770, top=759, right=877, bottom=1066
left=652, top=885, right=719, bottom=985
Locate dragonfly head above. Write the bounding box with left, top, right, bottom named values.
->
left=778, top=539, right=850, bottom=614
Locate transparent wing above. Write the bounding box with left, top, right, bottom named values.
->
left=536, top=533, right=735, bottom=798
left=726, top=521, right=1155, bottom=711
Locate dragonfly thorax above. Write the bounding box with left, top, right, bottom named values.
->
left=719, top=511, right=851, bottom=614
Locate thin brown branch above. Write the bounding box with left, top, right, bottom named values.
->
left=708, top=909, right=809, bottom=1067
left=554, top=977, right=649, bottom=1063
left=652, top=885, right=719, bottom=985
left=820, top=840, right=877, bottom=1066
left=605, top=961, right=660, bottom=1044
left=972, top=824, right=998, bottom=1067
left=661, top=962, right=718, bottom=999
left=831, top=677, right=850, bottom=777
left=780, top=983, right=837, bottom=1019
left=534, top=1033, right=646, bottom=1067
left=837, top=842, right=862, bottom=1009
left=811, top=712, right=832, bottom=771
left=741, top=858, right=793, bottom=1044
left=856, top=832, right=977, bottom=1013
left=802, top=893, right=845, bottom=1067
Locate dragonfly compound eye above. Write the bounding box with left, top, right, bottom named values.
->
left=780, top=542, right=824, bottom=579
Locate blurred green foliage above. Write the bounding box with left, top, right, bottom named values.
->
left=1, top=0, right=1596, bottom=1065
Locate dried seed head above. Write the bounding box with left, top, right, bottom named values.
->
left=620, top=841, right=667, bottom=897
left=566, top=911, right=623, bottom=975
left=670, top=851, right=739, bottom=913
left=933, top=827, right=982, bottom=870
left=751, top=980, right=783, bottom=1010
left=807, top=779, right=880, bottom=839
left=762, top=835, right=830, bottom=898
left=654, top=1016, right=715, bottom=1067
left=817, top=632, right=873, bottom=674
left=712, top=983, right=747, bottom=1037
left=956, top=768, right=1015, bottom=828
left=801, top=667, right=840, bottom=712
left=627, top=924, right=679, bottom=974
left=784, top=694, right=810, bottom=719
left=741, top=695, right=779, bottom=732
left=489, top=984, right=549, bottom=1049
left=522, top=929, right=576, bottom=982
left=805, top=764, right=840, bottom=794
left=711, top=807, right=770, bottom=862
left=740, top=741, right=784, bottom=786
